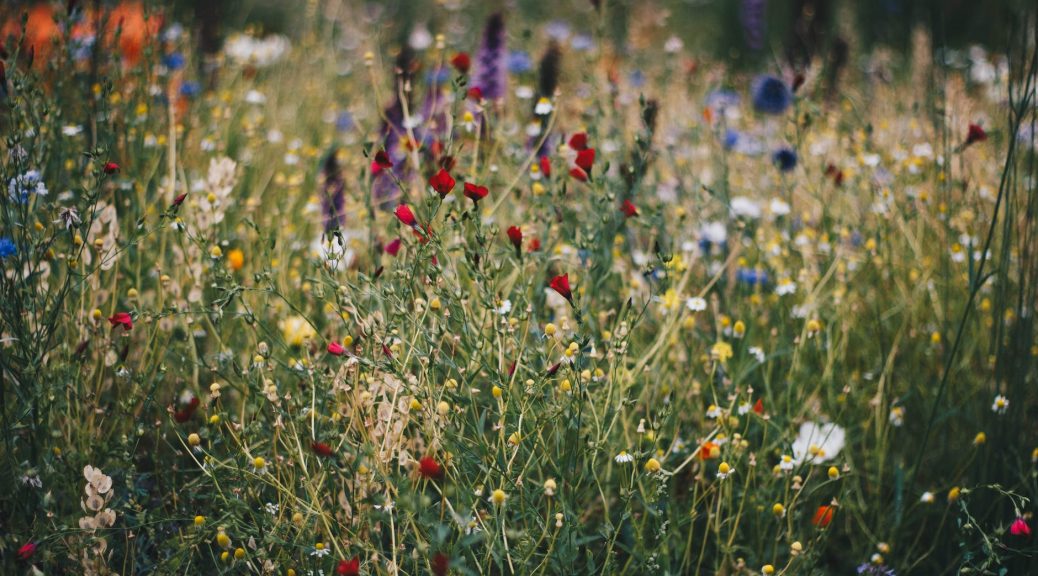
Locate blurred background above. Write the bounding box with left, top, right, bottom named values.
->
left=2, top=0, right=1032, bottom=67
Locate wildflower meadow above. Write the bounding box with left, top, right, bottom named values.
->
left=1, top=1, right=1037, bottom=574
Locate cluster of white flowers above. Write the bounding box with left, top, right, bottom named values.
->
left=224, top=34, right=291, bottom=67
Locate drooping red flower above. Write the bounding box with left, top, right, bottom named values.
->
left=463, top=182, right=489, bottom=204
left=395, top=204, right=417, bottom=228
left=450, top=52, right=471, bottom=73
left=328, top=341, right=345, bottom=356
left=372, top=150, right=393, bottom=172
left=336, top=557, right=360, bottom=576
left=108, top=312, right=133, bottom=331
left=812, top=505, right=835, bottom=528
left=429, top=168, right=456, bottom=198
left=965, top=123, right=987, bottom=146
left=1011, top=517, right=1031, bottom=537
left=620, top=199, right=638, bottom=218
left=103, top=161, right=120, bottom=174
left=568, top=132, right=588, bottom=151
left=569, top=167, right=588, bottom=182
left=311, top=441, right=334, bottom=458
left=752, top=398, right=764, bottom=415
left=549, top=273, right=572, bottom=303
left=171, top=192, right=188, bottom=209
left=384, top=238, right=402, bottom=256
left=539, top=155, right=552, bottom=178
left=17, top=541, right=37, bottom=561
left=418, top=455, right=443, bottom=479
left=431, top=552, right=450, bottom=576
left=506, top=226, right=523, bottom=253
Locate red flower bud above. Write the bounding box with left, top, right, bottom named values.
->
left=384, top=238, right=402, bottom=256
left=575, top=148, right=595, bottom=173
left=620, top=199, right=638, bottom=218
left=327, top=341, right=345, bottom=356
left=549, top=273, right=573, bottom=302
left=812, top=505, right=835, bottom=528
left=394, top=204, right=417, bottom=228
left=103, top=161, right=120, bottom=174
left=539, top=156, right=552, bottom=178
left=450, top=52, right=471, bottom=74
left=17, top=542, right=37, bottom=561
left=965, top=123, right=987, bottom=146
left=506, top=226, right=523, bottom=252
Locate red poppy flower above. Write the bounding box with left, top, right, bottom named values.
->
left=17, top=542, right=36, bottom=561
left=463, top=182, right=489, bottom=204
left=965, top=123, right=987, bottom=146
left=752, top=398, right=764, bottom=414
left=372, top=150, right=393, bottom=172
left=569, top=167, right=588, bottom=182
left=467, top=87, right=483, bottom=101
left=108, top=312, right=133, bottom=331
left=568, top=132, right=588, bottom=151
left=812, top=505, right=835, bottom=528
left=450, top=52, right=470, bottom=73
left=328, top=341, right=345, bottom=356
left=395, top=204, right=417, bottom=228
left=506, top=226, right=523, bottom=253
left=539, top=155, right=552, bottom=178
left=431, top=552, right=450, bottom=576
left=528, top=238, right=541, bottom=252
left=174, top=396, right=200, bottom=423
left=575, top=148, right=595, bottom=173
left=336, top=557, right=360, bottom=576
left=418, top=455, right=443, bottom=479
left=549, top=273, right=572, bottom=303
left=620, top=199, right=638, bottom=218
left=384, top=238, right=402, bottom=256
left=103, top=161, right=120, bottom=174
left=311, top=441, right=334, bottom=458
left=429, top=168, right=456, bottom=198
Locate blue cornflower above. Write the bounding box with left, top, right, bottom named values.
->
left=629, top=70, right=646, bottom=88
left=723, top=129, right=741, bottom=151
left=736, top=268, right=769, bottom=286
left=0, top=237, right=16, bottom=259
left=335, top=111, right=354, bottom=133
left=425, top=67, right=451, bottom=86
left=507, top=51, right=533, bottom=74
left=706, top=89, right=741, bottom=112
left=751, top=75, right=793, bottom=115
left=773, top=148, right=798, bottom=172
left=179, top=81, right=201, bottom=98
left=571, top=35, right=595, bottom=52
left=8, top=170, right=48, bottom=203
left=163, top=52, right=186, bottom=71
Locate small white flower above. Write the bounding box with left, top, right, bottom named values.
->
left=779, top=454, right=795, bottom=472
left=614, top=450, right=634, bottom=464
left=920, top=491, right=935, bottom=504
left=497, top=300, right=513, bottom=315
left=686, top=297, right=707, bottom=312
left=705, top=405, right=723, bottom=419
left=264, top=502, right=280, bottom=515
left=534, top=97, right=554, bottom=115
left=748, top=346, right=766, bottom=363
left=888, top=406, right=905, bottom=427
left=775, top=279, right=797, bottom=296
left=310, top=543, right=330, bottom=557
left=992, top=394, right=1009, bottom=414
left=792, top=422, right=846, bottom=465
left=737, top=402, right=751, bottom=415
